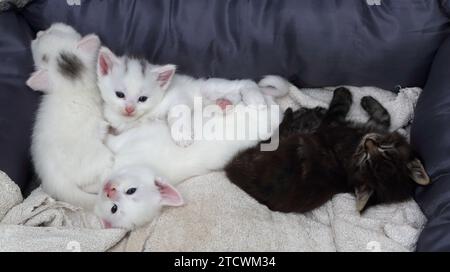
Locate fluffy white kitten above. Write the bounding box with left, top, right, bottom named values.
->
left=106, top=103, right=282, bottom=185
left=27, top=23, right=114, bottom=209
left=94, top=165, right=183, bottom=229
left=96, top=47, right=287, bottom=146
left=96, top=104, right=280, bottom=228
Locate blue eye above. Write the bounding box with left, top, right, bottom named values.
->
left=126, top=188, right=137, bottom=195
left=138, top=96, right=148, bottom=103
left=115, top=91, right=125, bottom=99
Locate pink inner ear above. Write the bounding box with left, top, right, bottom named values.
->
left=98, top=53, right=111, bottom=76
left=26, top=69, right=49, bottom=91
left=155, top=179, right=184, bottom=207
left=157, top=68, right=175, bottom=88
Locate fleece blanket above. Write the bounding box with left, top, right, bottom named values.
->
left=0, top=85, right=425, bottom=252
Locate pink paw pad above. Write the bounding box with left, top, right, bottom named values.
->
left=216, top=98, right=233, bottom=111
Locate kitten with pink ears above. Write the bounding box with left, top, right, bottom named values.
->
left=94, top=165, right=184, bottom=229
left=96, top=47, right=176, bottom=134
left=27, top=23, right=114, bottom=209
left=96, top=47, right=288, bottom=146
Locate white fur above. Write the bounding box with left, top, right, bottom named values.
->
left=96, top=48, right=287, bottom=144
left=94, top=165, right=183, bottom=229
left=106, top=103, right=282, bottom=185
left=94, top=51, right=284, bottom=227
left=258, top=75, right=291, bottom=97
left=28, top=23, right=114, bottom=209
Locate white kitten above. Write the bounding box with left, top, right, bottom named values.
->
left=96, top=50, right=170, bottom=133
left=27, top=23, right=114, bottom=209
left=107, top=103, right=282, bottom=185
left=96, top=47, right=287, bottom=146
left=94, top=165, right=184, bottom=229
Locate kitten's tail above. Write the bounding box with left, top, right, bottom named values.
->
left=258, top=75, right=290, bottom=98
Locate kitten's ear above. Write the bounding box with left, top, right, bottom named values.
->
left=355, top=186, right=373, bottom=212
left=155, top=177, right=184, bottom=207
left=97, top=47, right=118, bottom=77
left=26, top=69, right=49, bottom=91
left=408, top=159, right=430, bottom=185
left=152, top=64, right=176, bottom=90
left=77, top=34, right=101, bottom=54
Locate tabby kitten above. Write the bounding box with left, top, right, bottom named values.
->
left=225, top=87, right=430, bottom=213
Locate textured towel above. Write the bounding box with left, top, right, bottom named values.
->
left=0, top=85, right=425, bottom=252
left=0, top=171, right=22, bottom=221
left=276, top=85, right=421, bottom=131
left=140, top=172, right=425, bottom=252
left=0, top=171, right=126, bottom=252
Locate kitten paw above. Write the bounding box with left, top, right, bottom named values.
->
left=242, top=89, right=266, bottom=106
left=333, top=87, right=352, bottom=102
left=361, top=96, right=379, bottom=112
left=216, top=98, right=233, bottom=111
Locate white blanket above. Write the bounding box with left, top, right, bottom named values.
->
left=0, top=85, right=425, bottom=252
left=277, top=85, right=421, bottom=131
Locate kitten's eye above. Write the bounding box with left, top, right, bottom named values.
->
left=126, top=188, right=137, bottom=195
left=138, top=96, right=148, bottom=103
left=115, top=92, right=125, bottom=99
left=111, top=204, right=118, bottom=214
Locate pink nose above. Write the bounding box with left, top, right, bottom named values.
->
left=125, top=106, right=135, bottom=115
left=103, top=182, right=117, bottom=199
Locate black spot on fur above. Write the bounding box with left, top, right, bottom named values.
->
left=42, top=54, right=48, bottom=63
left=57, top=51, right=84, bottom=79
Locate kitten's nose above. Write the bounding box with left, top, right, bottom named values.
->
left=103, top=182, right=117, bottom=199
left=364, top=139, right=378, bottom=153
left=125, top=106, right=135, bottom=115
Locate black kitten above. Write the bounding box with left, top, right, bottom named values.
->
left=225, top=87, right=430, bottom=213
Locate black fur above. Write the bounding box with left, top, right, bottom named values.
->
left=225, top=87, right=429, bottom=213
left=278, top=107, right=326, bottom=137
left=57, top=51, right=84, bottom=79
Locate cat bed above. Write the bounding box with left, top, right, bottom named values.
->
left=1, top=0, right=450, bottom=251
left=0, top=85, right=425, bottom=252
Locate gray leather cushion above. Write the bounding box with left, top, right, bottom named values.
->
left=0, top=10, right=38, bottom=191
left=21, top=0, right=449, bottom=89
left=412, top=35, right=450, bottom=251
